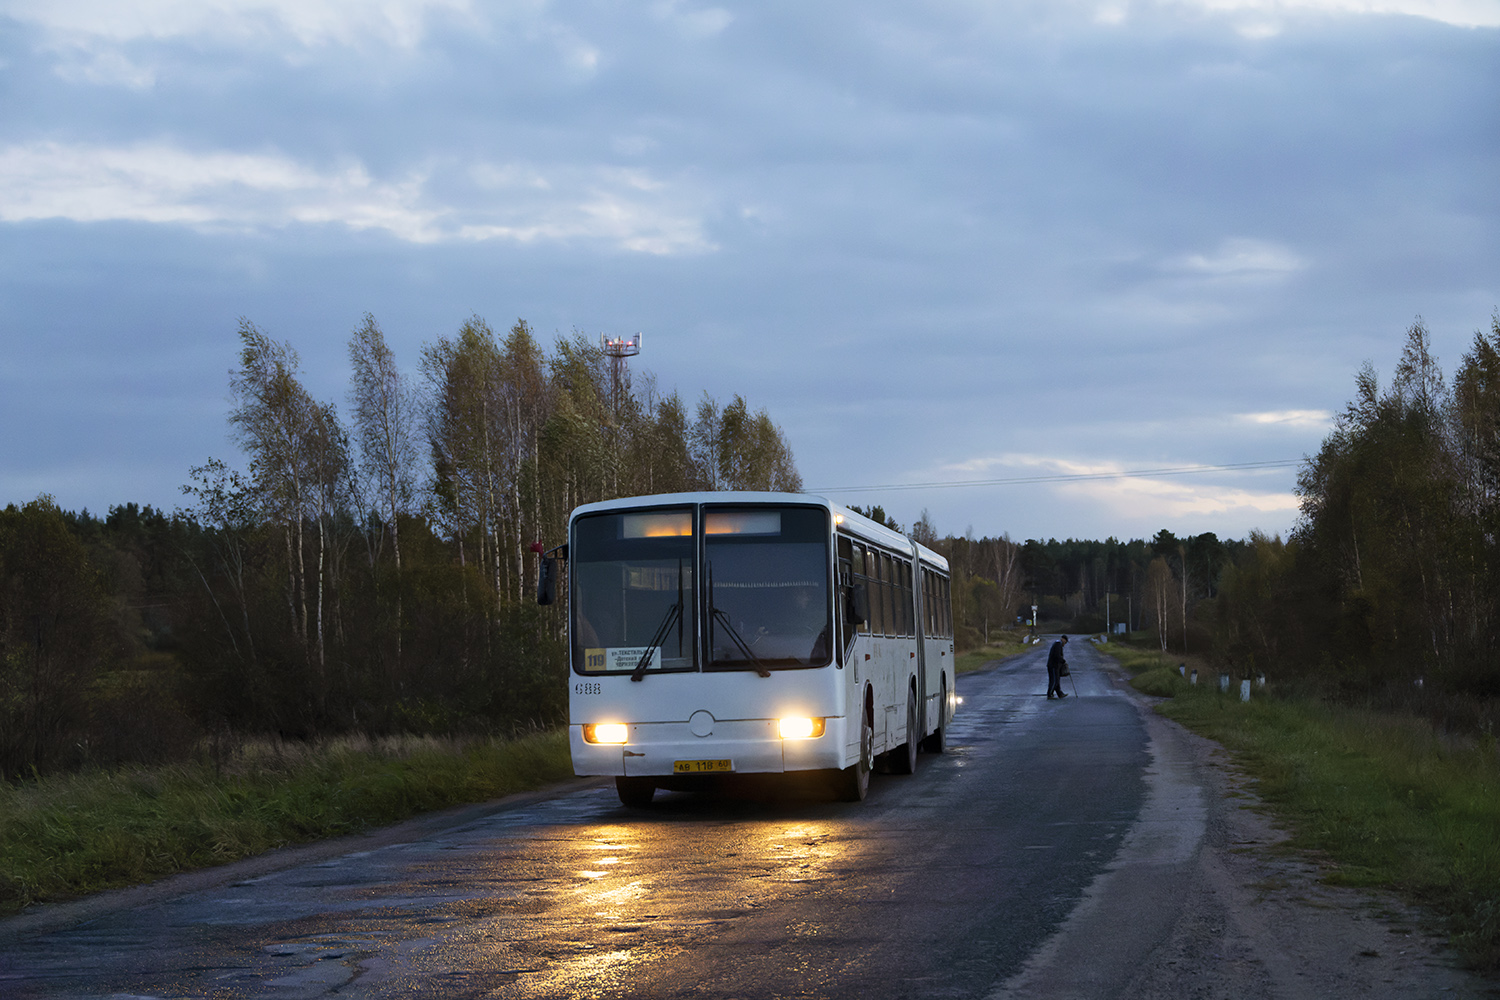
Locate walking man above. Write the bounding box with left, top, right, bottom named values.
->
left=1046, top=634, right=1069, bottom=699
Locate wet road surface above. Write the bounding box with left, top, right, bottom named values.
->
left=2, top=640, right=1153, bottom=999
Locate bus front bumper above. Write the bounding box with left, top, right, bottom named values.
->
left=569, top=717, right=849, bottom=778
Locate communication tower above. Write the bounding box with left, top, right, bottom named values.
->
left=601, top=333, right=642, bottom=413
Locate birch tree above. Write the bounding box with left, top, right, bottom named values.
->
left=1144, top=556, right=1176, bottom=653
left=228, top=320, right=319, bottom=655
left=423, top=317, right=505, bottom=612
left=500, top=320, right=550, bottom=603
left=348, top=314, right=417, bottom=677
left=691, top=393, right=722, bottom=490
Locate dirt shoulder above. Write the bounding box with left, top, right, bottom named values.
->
left=992, top=658, right=1498, bottom=999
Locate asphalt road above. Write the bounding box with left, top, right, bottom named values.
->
left=0, top=640, right=1200, bottom=999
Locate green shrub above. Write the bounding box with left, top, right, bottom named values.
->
left=1131, top=666, right=1190, bottom=698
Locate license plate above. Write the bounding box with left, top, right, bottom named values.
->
left=674, top=759, right=732, bottom=774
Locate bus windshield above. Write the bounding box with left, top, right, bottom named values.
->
left=571, top=509, right=696, bottom=675
left=705, top=506, right=831, bottom=669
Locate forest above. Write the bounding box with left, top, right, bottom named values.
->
left=1213, top=316, right=1500, bottom=729
left=0, top=315, right=800, bottom=779
left=4, top=314, right=1497, bottom=780
left=855, top=315, right=1500, bottom=735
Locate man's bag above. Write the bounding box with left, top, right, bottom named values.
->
left=1059, top=662, right=1070, bottom=676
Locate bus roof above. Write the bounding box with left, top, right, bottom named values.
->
left=567, top=491, right=949, bottom=574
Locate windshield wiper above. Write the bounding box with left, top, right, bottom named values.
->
left=708, top=562, right=771, bottom=678
left=631, top=600, right=681, bottom=682
left=631, top=559, right=686, bottom=683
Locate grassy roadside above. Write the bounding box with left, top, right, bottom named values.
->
left=956, top=632, right=1032, bottom=673
left=0, top=729, right=574, bottom=917
left=1098, top=644, right=1500, bottom=970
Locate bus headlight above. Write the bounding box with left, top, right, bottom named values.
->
left=583, top=723, right=629, bottom=744
left=778, top=717, right=825, bottom=739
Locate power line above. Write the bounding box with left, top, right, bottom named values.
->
left=809, top=459, right=1303, bottom=494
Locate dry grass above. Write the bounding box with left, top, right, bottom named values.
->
left=0, top=728, right=573, bottom=915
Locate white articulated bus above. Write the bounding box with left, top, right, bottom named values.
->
left=537, top=492, right=955, bottom=807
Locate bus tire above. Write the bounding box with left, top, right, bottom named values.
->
left=838, top=699, right=874, bottom=801
left=921, top=676, right=948, bottom=754
left=891, top=686, right=919, bottom=775
left=615, top=777, right=655, bottom=808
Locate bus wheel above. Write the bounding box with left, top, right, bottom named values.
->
left=615, top=777, right=655, bottom=808
left=891, top=687, right=919, bottom=775
left=838, top=704, right=873, bottom=801
left=921, top=677, right=948, bottom=754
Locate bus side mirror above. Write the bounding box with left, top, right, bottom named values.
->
left=535, top=542, right=567, bottom=605
left=847, top=583, right=868, bottom=626
left=537, top=557, right=558, bottom=605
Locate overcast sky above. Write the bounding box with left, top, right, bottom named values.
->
left=2, top=0, right=1496, bottom=543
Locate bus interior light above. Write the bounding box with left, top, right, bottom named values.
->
left=621, top=512, right=692, bottom=538
left=778, top=717, right=825, bottom=740
left=584, top=723, right=629, bottom=744
left=705, top=511, right=782, bottom=536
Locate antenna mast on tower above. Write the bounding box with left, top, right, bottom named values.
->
left=601, top=332, right=642, bottom=413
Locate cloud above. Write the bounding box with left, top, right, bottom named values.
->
left=650, top=1, right=734, bottom=39
left=49, top=47, right=159, bottom=89
left=1060, top=472, right=1302, bottom=521
left=1170, top=238, right=1305, bottom=279
left=969, top=454, right=1303, bottom=523
left=0, top=142, right=714, bottom=253
left=6, top=0, right=485, bottom=90
left=2, top=0, right=478, bottom=48
left=907, top=452, right=1302, bottom=521
left=1104, top=0, right=1500, bottom=28
left=1091, top=238, right=1308, bottom=329
left=1178, top=0, right=1500, bottom=28
left=1235, top=409, right=1332, bottom=429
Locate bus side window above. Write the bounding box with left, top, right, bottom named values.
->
left=924, top=570, right=935, bottom=637
left=851, top=542, right=870, bottom=635
left=942, top=576, right=952, bottom=638
left=878, top=550, right=891, bottom=636
left=917, top=569, right=925, bottom=637
left=890, top=557, right=901, bottom=637
left=865, top=551, right=877, bottom=635
left=891, top=555, right=903, bottom=637
left=891, top=557, right=903, bottom=637
left=901, top=561, right=914, bottom=636
left=838, top=535, right=860, bottom=656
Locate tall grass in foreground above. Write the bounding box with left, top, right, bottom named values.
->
left=0, top=729, right=573, bottom=916
left=1102, top=646, right=1500, bottom=970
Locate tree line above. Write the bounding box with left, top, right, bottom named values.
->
left=8, top=312, right=1495, bottom=779
left=925, top=314, right=1500, bottom=731
left=855, top=504, right=1233, bottom=651
left=905, top=513, right=1239, bottom=655
left=1213, top=316, right=1500, bottom=724
left=0, top=315, right=800, bottom=779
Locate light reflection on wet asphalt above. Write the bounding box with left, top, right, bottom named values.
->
left=0, top=643, right=1148, bottom=999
